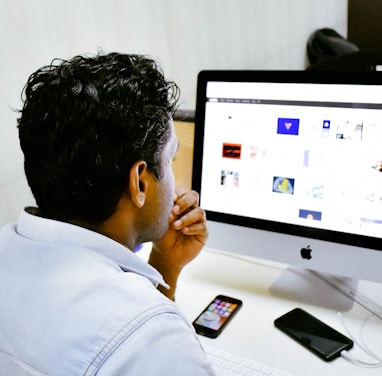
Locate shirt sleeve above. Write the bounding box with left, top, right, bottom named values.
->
left=96, top=310, right=216, bottom=376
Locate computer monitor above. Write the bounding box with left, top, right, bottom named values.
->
left=192, top=70, right=382, bottom=310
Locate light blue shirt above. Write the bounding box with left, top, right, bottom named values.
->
left=0, top=209, right=215, bottom=375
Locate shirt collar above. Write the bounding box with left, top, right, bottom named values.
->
left=17, top=208, right=169, bottom=289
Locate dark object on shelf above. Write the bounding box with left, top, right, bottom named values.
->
left=306, top=28, right=376, bottom=71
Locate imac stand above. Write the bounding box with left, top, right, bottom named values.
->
left=269, top=267, right=359, bottom=311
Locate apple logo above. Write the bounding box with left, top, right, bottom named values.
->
left=300, top=245, right=312, bottom=260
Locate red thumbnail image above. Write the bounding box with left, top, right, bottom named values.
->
left=222, top=143, right=242, bottom=159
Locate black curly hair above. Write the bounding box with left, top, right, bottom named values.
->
left=18, top=52, right=180, bottom=224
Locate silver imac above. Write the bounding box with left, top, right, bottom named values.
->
left=192, top=70, right=382, bottom=310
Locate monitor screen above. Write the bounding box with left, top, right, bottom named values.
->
left=192, top=70, right=382, bottom=288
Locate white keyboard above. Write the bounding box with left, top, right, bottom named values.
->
left=203, top=344, right=296, bottom=376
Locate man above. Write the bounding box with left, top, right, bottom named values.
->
left=0, top=53, right=215, bottom=375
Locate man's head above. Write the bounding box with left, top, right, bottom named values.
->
left=18, top=52, right=180, bottom=225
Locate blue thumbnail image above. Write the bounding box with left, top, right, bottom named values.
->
left=277, top=118, right=300, bottom=135
left=299, top=209, right=322, bottom=221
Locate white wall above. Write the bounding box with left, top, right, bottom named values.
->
left=0, top=0, right=348, bottom=227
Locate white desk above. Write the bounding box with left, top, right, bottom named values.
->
left=139, top=244, right=382, bottom=375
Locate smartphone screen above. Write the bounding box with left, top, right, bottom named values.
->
left=274, top=308, right=353, bottom=361
left=192, top=295, right=242, bottom=338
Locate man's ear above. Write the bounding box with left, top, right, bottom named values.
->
left=129, top=161, right=148, bottom=208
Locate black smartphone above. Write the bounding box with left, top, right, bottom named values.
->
left=274, top=307, right=353, bottom=361
left=192, top=295, right=242, bottom=338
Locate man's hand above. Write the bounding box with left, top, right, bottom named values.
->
left=148, top=188, right=208, bottom=299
